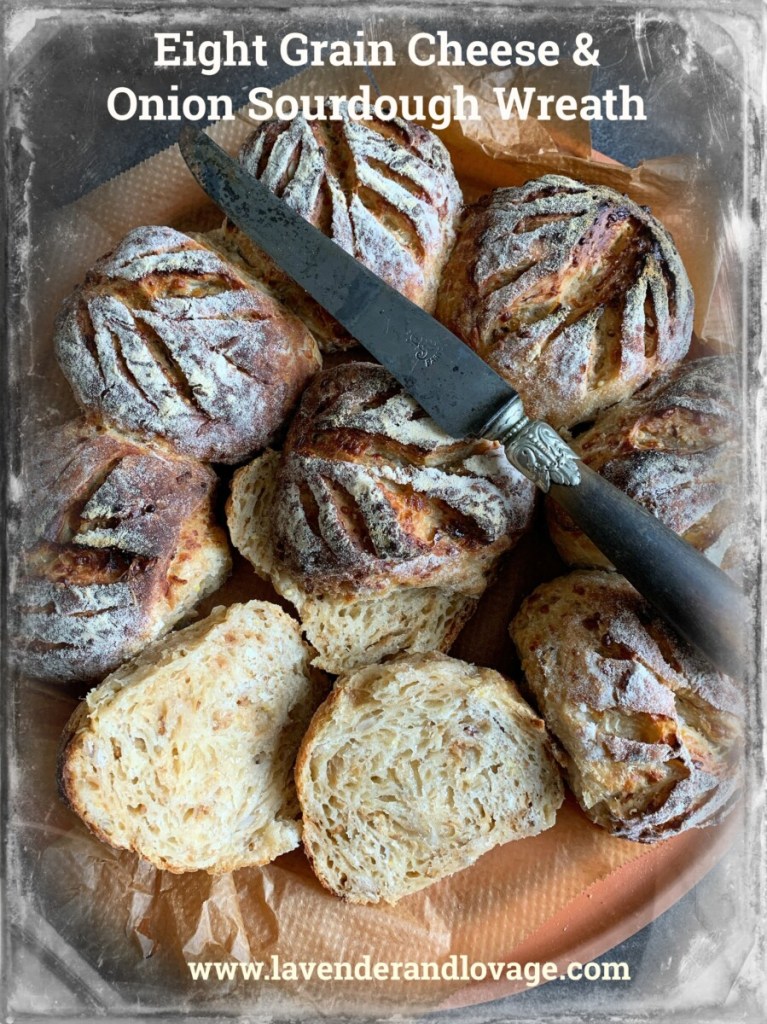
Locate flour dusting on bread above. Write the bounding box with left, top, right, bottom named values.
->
left=437, top=176, right=693, bottom=429
left=55, top=226, right=320, bottom=463
left=511, top=570, right=743, bottom=842
left=223, top=110, right=463, bottom=350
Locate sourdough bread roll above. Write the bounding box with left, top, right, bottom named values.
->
left=16, top=420, right=231, bottom=683
left=55, top=226, right=321, bottom=463
left=220, top=109, right=462, bottom=351
left=227, top=450, right=476, bottom=676
left=296, top=652, right=564, bottom=904
left=547, top=357, right=741, bottom=573
left=227, top=364, right=536, bottom=674
left=436, top=176, right=694, bottom=430
left=510, top=571, right=744, bottom=842
left=58, top=600, right=329, bottom=873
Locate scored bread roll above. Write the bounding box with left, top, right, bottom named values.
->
left=295, top=652, right=564, bottom=904
left=227, top=363, right=536, bottom=674
left=15, top=420, right=231, bottom=683
left=436, top=175, right=693, bottom=430
left=547, top=357, right=741, bottom=573
left=228, top=449, right=475, bottom=676
left=58, top=601, right=329, bottom=873
left=219, top=108, right=462, bottom=351
left=510, top=570, right=744, bottom=842
left=55, top=226, right=321, bottom=463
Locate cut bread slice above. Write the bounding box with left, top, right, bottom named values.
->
left=226, top=451, right=477, bottom=676
left=295, top=652, right=564, bottom=904
left=58, top=601, right=328, bottom=873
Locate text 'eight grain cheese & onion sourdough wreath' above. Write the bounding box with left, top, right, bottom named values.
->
left=21, top=108, right=743, bottom=908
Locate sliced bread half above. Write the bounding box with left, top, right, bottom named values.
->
left=58, top=600, right=328, bottom=873
left=295, top=652, right=564, bottom=904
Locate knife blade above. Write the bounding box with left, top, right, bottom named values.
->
left=178, top=125, right=514, bottom=439
left=178, top=125, right=748, bottom=677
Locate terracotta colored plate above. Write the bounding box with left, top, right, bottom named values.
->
left=441, top=814, right=738, bottom=1010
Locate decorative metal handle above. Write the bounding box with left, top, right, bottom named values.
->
left=483, top=397, right=746, bottom=678
left=484, top=397, right=581, bottom=491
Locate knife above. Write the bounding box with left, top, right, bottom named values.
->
left=179, top=125, right=747, bottom=678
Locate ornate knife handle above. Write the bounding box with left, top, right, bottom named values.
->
left=485, top=397, right=747, bottom=679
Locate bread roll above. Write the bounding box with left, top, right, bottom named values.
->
left=436, top=176, right=693, bottom=430
left=227, top=450, right=476, bottom=676
left=220, top=110, right=462, bottom=351
left=547, top=357, right=741, bottom=572
left=296, top=652, right=564, bottom=904
left=16, top=420, right=231, bottom=683
left=58, top=601, right=328, bottom=873
left=55, top=226, right=321, bottom=463
left=275, top=363, right=535, bottom=593
left=510, top=571, right=743, bottom=842
left=227, top=364, right=536, bottom=674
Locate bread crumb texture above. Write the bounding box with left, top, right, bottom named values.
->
left=296, top=651, right=564, bottom=904
left=226, top=449, right=489, bottom=676
left=511, top=570, right=744, bottom=842
left=58, top=600, right=328, bottom=873
left=227, top=364, right=536, bottom=674
left=226, top=447, right=474, bottom=673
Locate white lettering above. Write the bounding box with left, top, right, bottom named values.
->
left=107, top=87, right=137, bottom=121
left=493, top=86, right=536, bottom=119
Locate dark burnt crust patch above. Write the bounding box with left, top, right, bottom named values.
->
left=436, top=175, right=694, bottom=430
left=272, top=363, right=536, bottom=595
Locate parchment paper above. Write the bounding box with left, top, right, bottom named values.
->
left=19, top=61, right=740, bottom=1016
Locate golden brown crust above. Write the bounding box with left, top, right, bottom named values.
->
left=547, top=357, right=741, bottom=573
left=510, top=570, right=744, bottom=842
left=272, top=362, right=536, bottom=596
left=436, top=176, right=693, bottom=430
left=222, top=111, right=463, bottom=351
left=15, top=419, right=231, bottom=683
left=55, top=226, right=321, bottom=463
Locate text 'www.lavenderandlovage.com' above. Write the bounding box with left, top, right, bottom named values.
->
left=187, top=954, right=631, bottom=988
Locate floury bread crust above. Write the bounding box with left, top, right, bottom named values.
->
left=227, top=364, right=536, bottom=674
left=55, top=226, right=321, bottom=463
left=58, top=601, right=328, bottom=873
left=436, top=176, right=693, bottom=430
left=221, top=110, right=463, bottom=351
left=510, top=571, right=744, bottom=842
left=274, top=363, right=536, bottom=595
left=546, top=357, right=741, bottom=574
left=227, top=448, right=475, bottom=675
left=295, top=652, right=564, bottom=904
left=16, top=420, right=231, bottom=683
